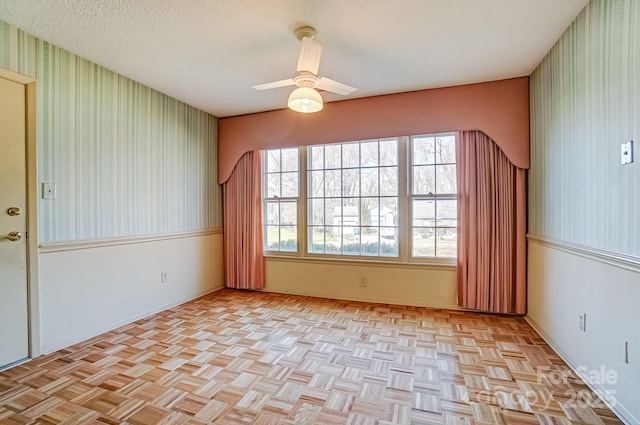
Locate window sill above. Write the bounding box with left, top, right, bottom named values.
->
left=264, top=254, right=456, bottom=271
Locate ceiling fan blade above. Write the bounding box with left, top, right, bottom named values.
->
left=297, top=37, right=322, bottom=74
left=252, top=79, right=295, bottom=91
left=315, top=77, right=357, bottom=96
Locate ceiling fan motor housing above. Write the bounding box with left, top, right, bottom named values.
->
left=293, top=71, right=318, bottom=88
left=295, top=26, right=317, bottom=40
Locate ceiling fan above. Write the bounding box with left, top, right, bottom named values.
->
left=252, top=26, right=357, bottom=113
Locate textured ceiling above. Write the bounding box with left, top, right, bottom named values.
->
left=0, top=0, right=588, bottom=118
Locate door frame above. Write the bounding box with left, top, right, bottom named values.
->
left=0, top=68, right=40, bottom=359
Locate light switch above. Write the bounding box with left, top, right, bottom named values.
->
left=621, top=141, right=633, bottom=165
left=42, top=183, right=57, bottom=200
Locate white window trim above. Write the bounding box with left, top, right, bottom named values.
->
left=408, top=134, right=458, bottom=260
left=262, top=133, right=457, bottom=266
left=261, top=149, right=301, bottom=255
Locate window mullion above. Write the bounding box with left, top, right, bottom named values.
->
left=398, top=136, right=410, bottom=262
left=261, top=151, right=268, bottom=252
left=357, top=143, right=362, bottom=255
left=299, top=146, right=307, bottom=257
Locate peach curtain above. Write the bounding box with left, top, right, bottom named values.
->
left=223, top=151, right=265, bottom=290
left=456, top=131, right=526, bottom=314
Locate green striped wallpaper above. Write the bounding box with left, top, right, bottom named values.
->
left=529, top=0, right=639, bottom=257
left=0, top=21, right=222, bottom=242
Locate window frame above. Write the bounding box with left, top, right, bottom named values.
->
left=305, top=138, right=401, bottom=259
left=261, top=133, right=457, bottom=266
left=409, top=134, right=458, bottom=260
left=261, top=148, right=302, bottom=255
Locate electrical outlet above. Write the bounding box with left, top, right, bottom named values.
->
left=617, top=339, right=629, bottom=364
left=621, top=141, right=633, bottom=165
left=359, top=276, right=367, bottom=287
left=161, top=272, right=168, bottom=283
left=578, top=313, right=586, bottom=332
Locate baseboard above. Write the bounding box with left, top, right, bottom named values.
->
left=525, top=316, right=638, bottom=425
left=0, top=357, right=30, bottom=372
left=40, top=284, right=225, bottom=355
left=262, top=287, right=459, bottom=310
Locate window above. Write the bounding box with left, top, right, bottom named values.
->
left=262, top=148, right=299, bottom=252
left=261, top=133, right=457, bottom=261
left=307, top=139, right=399, bottom=256
left=410, top=134, right=457, bottom=257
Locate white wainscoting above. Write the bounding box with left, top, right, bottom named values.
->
left=38, top=230, right=224, bottom=354
left=264, top=256, right=458, bottom=309
left=527, top=236, right=640, bottom=425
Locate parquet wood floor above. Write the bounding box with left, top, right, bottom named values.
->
left=0, top=289, right=623, bottom=425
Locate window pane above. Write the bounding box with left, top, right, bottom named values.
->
left=361, top=227, right=379, bottom=256
left=325, top=145, right=341, bottom=169
left=435, top=135, right=456, bottom=164
left=266, top=225, right=280, bottom=250
left=380, top=167, right=397, bottom=196
left=279, top=226, right=297, bottom=251
left=309, top=199, right=324, bottom=225
left=267, top=150, right=281, bottom=172
left=325, top=198, right=341, bottom=226
left=380, top=228, right=398, bottom=257
left=412, top=228, right=435, bottom=257
left=339, top=199, right=359, bottom=228
left=413, top=165, right=435, bottom=195
left=281, top=148, right=298, bottom=172
left=413, top=136, right=435, bottom=165
left=380, top=197, right=398, bottom=227
left=281, top=172, right=298, bottom=197
left=436, top=164, right=456, bottom=194
left=360, top=141, right=378, bottom=167
left=343, top=231, right=360, bottom=255
left=342, top=143, right=359, bottom=168
left=342, top=169, right=360, bottom=197
left=280, top=202, right=297, bottom=225
left=309, top=227, right=325, bottom=253
left=438, top=200, right=457, bottom=225
left=265, top=201, right=280, bottom=225
left=326, top=226, right=342, bottom=254
left=310, top=146, right=324, bottom=170
left=436, top=228, right=457, bottom=257
left=362, top=198, right=378, bottom=227
left=309, top=170, right=324, bottom=198
left=380, top=139, right=398, bottom=165
left=413, top=199, right=435, bottom=227
left=267, top=173, right=280, bottom=198
left=325, top=170, right=341, bottom=197
left=361, top=168, right=379, bottom=196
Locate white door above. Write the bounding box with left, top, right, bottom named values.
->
left=0, top=76, right=29, bottom=368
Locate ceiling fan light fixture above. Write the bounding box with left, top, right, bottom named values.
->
left=287, top=87, right=323, bottom=113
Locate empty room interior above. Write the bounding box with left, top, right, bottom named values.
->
left=0, top=0, right=638, bottom=424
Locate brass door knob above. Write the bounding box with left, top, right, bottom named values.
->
left=4, top=231, right=22, bottom=241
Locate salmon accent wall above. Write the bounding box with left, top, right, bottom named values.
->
left=218, top=77, right=529, bottom=183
